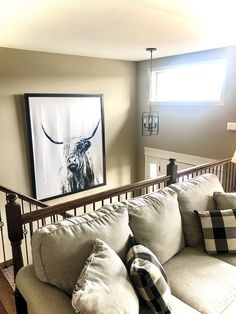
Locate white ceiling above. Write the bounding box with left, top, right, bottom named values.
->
left=1, top=0, right=236, bottom=61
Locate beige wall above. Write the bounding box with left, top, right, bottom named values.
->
left=1, top=46, right=236, bottom=196
left=136, top=47, right=236, bottom=179
left=0, top=48, right=138, bottom=203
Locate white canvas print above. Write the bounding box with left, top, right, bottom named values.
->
left=25, top=93, right=106, bottom=200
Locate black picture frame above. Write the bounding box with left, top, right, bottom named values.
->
left=24, top=93, right=106, bottom=201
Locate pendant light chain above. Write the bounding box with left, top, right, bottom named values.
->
left=149, top=49, right=153, bottom=112
left=146, top=48, right=156, bottom=112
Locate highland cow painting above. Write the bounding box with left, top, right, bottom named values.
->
left=24, top=93, right=106, bottom=200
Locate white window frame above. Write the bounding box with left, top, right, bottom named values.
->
left=149, top=58, right=228, bottom=106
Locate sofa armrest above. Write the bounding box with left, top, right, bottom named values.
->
left=16, top=265, right=74, bottom=314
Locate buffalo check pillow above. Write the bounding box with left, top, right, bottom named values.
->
left=126, top=236, right=171, bottom=314
left=195, top=208, right=236, bottom=254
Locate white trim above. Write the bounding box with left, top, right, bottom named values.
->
left=144, top=147, right=216, bottom=179
left=149, top=100, right=224, bottom=106
left=227, top=122, right=236, bottom=130
left=144, top=147, right=216, bottom=165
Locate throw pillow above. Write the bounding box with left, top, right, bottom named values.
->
left=213, top=191, right=236, bottom=210
left=126, top=236, right=171, bottom=314
left=195, top=208, right=236, bottom=254
left=72, top=238, right=139, bottom=314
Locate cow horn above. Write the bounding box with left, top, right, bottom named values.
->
left=41, top=124, right=63, bottom=144
left=83, top=120, right=100, bottom=141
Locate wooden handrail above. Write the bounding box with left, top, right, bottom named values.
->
left=0, top=185, right=47, bottom=208
left=21, top=158, right=234, bottom=224
left=176, top=157, right=231, bottom=177
left=2, top=157, right=234, bottom=226
left=19, top=157, right=235, bottom=224
left=21, top=175, right=170, bottom=224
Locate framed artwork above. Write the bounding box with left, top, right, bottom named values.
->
left=24, top=93, right=106, bottom=201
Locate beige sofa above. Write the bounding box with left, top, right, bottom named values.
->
left=16, top=174, right=236, bottom=314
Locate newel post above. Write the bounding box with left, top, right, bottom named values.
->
left=166, top=158, right=178, bottom=185
left=5, top=194, right=24, bottom=279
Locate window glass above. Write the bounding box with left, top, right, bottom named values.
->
left=150, top=59, right=227, bottom=104
left=150, top=162, right=157, bottom=178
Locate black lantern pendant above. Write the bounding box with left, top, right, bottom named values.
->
left=142, top=48, right=159, bottom=136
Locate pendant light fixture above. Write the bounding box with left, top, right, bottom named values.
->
left=142, top=48, right=159, bottom=136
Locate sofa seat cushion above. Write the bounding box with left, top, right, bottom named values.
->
left=32, top=205, right=132, bottom=295
left=16, top=266, right=200, bottom=314
left=192, top=246, right=236, bottom=267
left=124, top=187, right=185, bottom=264
left=168, top=296, right=201, bottom=314
left=221, top=299, right=236, bottom=313
left=216, top=253, right=236, bottom=266
left=214, top=192, right=236, bottom=210
left=139, top=296, right=200, bottom=314
left=72, top=239, right=139, bottom=314
left=170, top=174, right=224, bottom=247
left=163, top=247, right=236, bottom=314
left=16, top=265, right=75, bottom=314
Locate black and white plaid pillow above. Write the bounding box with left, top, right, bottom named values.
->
left=195, top=208, right=236, bottom=254
left=126, top=236, right=171, bottom=314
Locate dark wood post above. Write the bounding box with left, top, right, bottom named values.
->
left=166, top=158, right=177, bottom=185
left=223, top=161, right=236, bottom=193
left=5, top=194, right=27, bottom=314
left=233, top=162, right=236, bottom=192
left=5, top=194, right=24, bottom=279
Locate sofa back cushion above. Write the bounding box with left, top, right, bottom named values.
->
left=32, top=204, right=132, bottom=295
left=170, top=174, right=224, bottom=247
left=213, top=191, right=236, bottom=210
left=124, top=187, right=185, bottom=264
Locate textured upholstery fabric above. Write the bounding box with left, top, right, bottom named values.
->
left=170, top=174, right=224, bottom=247
left=163, top=247, right=236, bottom=314
left=221, top=299, right=236, bottom=313
left=124, top=187, right=185, bottom=264
left=16, top=266, right=200, bottom=314
left=216, top=253, right=236, bottom=266
left=16, top=265, right=74, bottom=314
left=195, top=208, right=236, bottom=254
left=168, top=296, right=201, bottom=314
left=126, top=236, right=171, bottom=314
left=214, top=192, right=236, bottom=210
left=193, top=245, right=236, bottom=266
left=139, top=296, right=200, bottom=314
left=72, top=239, right=139, bottom=314
left=32, top=204, right=132, bottom=295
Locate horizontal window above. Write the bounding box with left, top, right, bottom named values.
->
left=150, top=58, right=227, bottom=105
